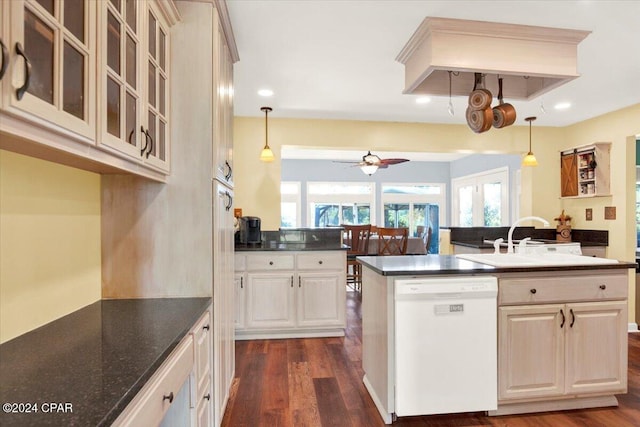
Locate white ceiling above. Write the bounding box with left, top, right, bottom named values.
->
left=227, top=0, right=640, bottom=130
left=281, top=147, right=468, bottom=162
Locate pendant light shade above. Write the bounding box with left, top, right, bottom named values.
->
left=260, top=106, right=274, bottom=162
left=522, top=116, right=538, bottom=167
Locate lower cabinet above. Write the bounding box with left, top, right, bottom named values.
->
left=497, top=271, right=628, bottom=409
left=246, top=272, right=296, bottom=329
left=112, top=306, right=213, bottom=427
left=235, top=251, right=346, bottom=339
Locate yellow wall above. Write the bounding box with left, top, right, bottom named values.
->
left=234, top=116, right=566, bottom=229
left=0, top=150, right=101, bottom=343
left=234, top=103, right=640, bottom=322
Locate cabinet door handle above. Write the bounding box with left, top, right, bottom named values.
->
left=269, top=261, right=274, bottom=265
left=599, top=284, right=606, bottom=290
left=530, top=288, right=537, bottom=294
left=0, top=39, right=8, bottom=81
left=224, top=160, right=232, bottom=181
left=560, top=309, right=565, bottom=328
left=290, top=276, right=293, bottom=287
left=144, top=129, right=154, bottom=158
left=298, top=276, right=301, bottom=288
left=570, top=309, right=575, bottom=328
left=163, top=392, right=174, bottom=404
left=318, top=260, right=323, bottom=265
left=240, top=276, right=243, bottom=289
left=15, top=42, right=31, bottom=100
left=224, top=191, right=232, bottom=211
left=204, top=393, right=211, bottom=401
left=203, top=324, right=210, bottom=331
left=140, top=126, right=149, bottom=155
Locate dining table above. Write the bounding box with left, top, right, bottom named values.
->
left=365, top=235, right=426, bottom=255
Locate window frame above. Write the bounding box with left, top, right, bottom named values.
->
left=306, top=181, right=376, bottom=227
left=380, top=182, right=446, bottom=236
left=451, top=167, right=510, bottom=227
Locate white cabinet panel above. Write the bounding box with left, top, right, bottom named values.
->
left=246, top=272, right=296, bottom=329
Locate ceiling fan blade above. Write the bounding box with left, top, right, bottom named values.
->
left=379, top=158, right=409, bottom=166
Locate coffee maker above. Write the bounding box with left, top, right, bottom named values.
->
left=239, top=216, right=261, bottom=245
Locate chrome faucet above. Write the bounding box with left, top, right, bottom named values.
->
left=507, top=216, right=550, bottom=253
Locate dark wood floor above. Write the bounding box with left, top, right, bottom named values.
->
left=222, top=292, right=640, bottom=427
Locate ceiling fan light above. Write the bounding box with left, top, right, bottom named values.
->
left=363, top=152, right=381, bottom=165
left=360, top=164, right=379, bottom=175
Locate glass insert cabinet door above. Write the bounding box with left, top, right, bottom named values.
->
left=98, top=0, right=170, bottom=172
left=6, top=0, right=96, bottom=140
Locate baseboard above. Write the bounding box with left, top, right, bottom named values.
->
left=235, top=328, right=345, bottom=340
left=363, top=374, right=393, bottom=425
left=629, top=322, right=639, bottom=332
left=488, top=395, right=618, bottom=416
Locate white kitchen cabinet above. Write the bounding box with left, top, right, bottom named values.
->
left=213, top=180, right=234, bottom=427
left=297, top=251, right=347, bottom=328
left=234, top=272, right=245, bottom=329
left=112, top=333, right=194, bottom=427
left=246, top=272, right=296, bottom=329
left=1, top=0, right=96, bottom=140
left=192, top=309, right=212, bottom=426
left=213, top=16, right=234, bottom=185
left=298, top=272, right=344, bottom=327
left=237, top=250, right=346, bottom=338
left=497, top=271, right=627, bottom=408
left=97, top=0, right=172, bottom=173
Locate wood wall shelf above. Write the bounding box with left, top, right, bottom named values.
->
left=560, top=143, right=611, bottom=198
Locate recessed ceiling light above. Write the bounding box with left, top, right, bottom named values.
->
left=554, top=102, right=571, bottom=110
left=258, top=89, right=274, bottom=97
left=415, top=96, right=431, bottom=104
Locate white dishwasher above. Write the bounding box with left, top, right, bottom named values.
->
left=394, top=276, right=498, bottom=417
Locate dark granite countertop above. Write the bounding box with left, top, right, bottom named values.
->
left=0, top=297, right=211, bottom=427
left=235, top=242, right=349, bottom=251
left=358, top=254, right=635, bottom=276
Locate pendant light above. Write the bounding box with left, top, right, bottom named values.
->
left=259, top=106, right=274, bottom=162
left=522, top=116, right=538, bottom=167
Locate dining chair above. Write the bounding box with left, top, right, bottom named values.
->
left=376, top=227, right=409, bottom=255
left=342, top=224, right=372, bottom=293
left=423, top=226, right=433, bottom=254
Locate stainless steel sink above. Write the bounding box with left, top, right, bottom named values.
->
left=456, top=252, right=618, bottom=267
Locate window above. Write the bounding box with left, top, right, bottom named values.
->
left=281, top=182, right=301, bottom=228
left=381, top=184, right=445, bottom=237
left=307, top=182, right=375, bottom=227
left=452, top=167, right=509, bottom=227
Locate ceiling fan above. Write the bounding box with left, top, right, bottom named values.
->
left=334, top=151, right=409, bottom=175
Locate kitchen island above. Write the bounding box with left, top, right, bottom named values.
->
left=358, top=254, right=635, bottom=424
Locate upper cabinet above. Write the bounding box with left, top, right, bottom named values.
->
left=1, top=0, right=97, bottom=140
left=560, top=143, right=611, bottom=198
left=213, top=15, right=235, bottom=186
left=0, top=0, right=178, bottom=181
left=98, top=0, right=171, bottom=173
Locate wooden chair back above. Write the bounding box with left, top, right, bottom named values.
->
left=376, top=227, right=409, bottom=255
left=423, top=226, right=433, bottom=254
left=342, top=224, right=372, bottom=256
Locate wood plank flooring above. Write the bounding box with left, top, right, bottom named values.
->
left=222, top=292, right=640, bottom=427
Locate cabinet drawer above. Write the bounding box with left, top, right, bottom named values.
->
left=499, top=273, right=628, bottom=305
left=246, top=254, right=295, bottom=271
left=112, top=335, right=194, bottom=427
left=235, top=254, right=246, bottom=271
left=297, top=252, right=345, bottom=270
